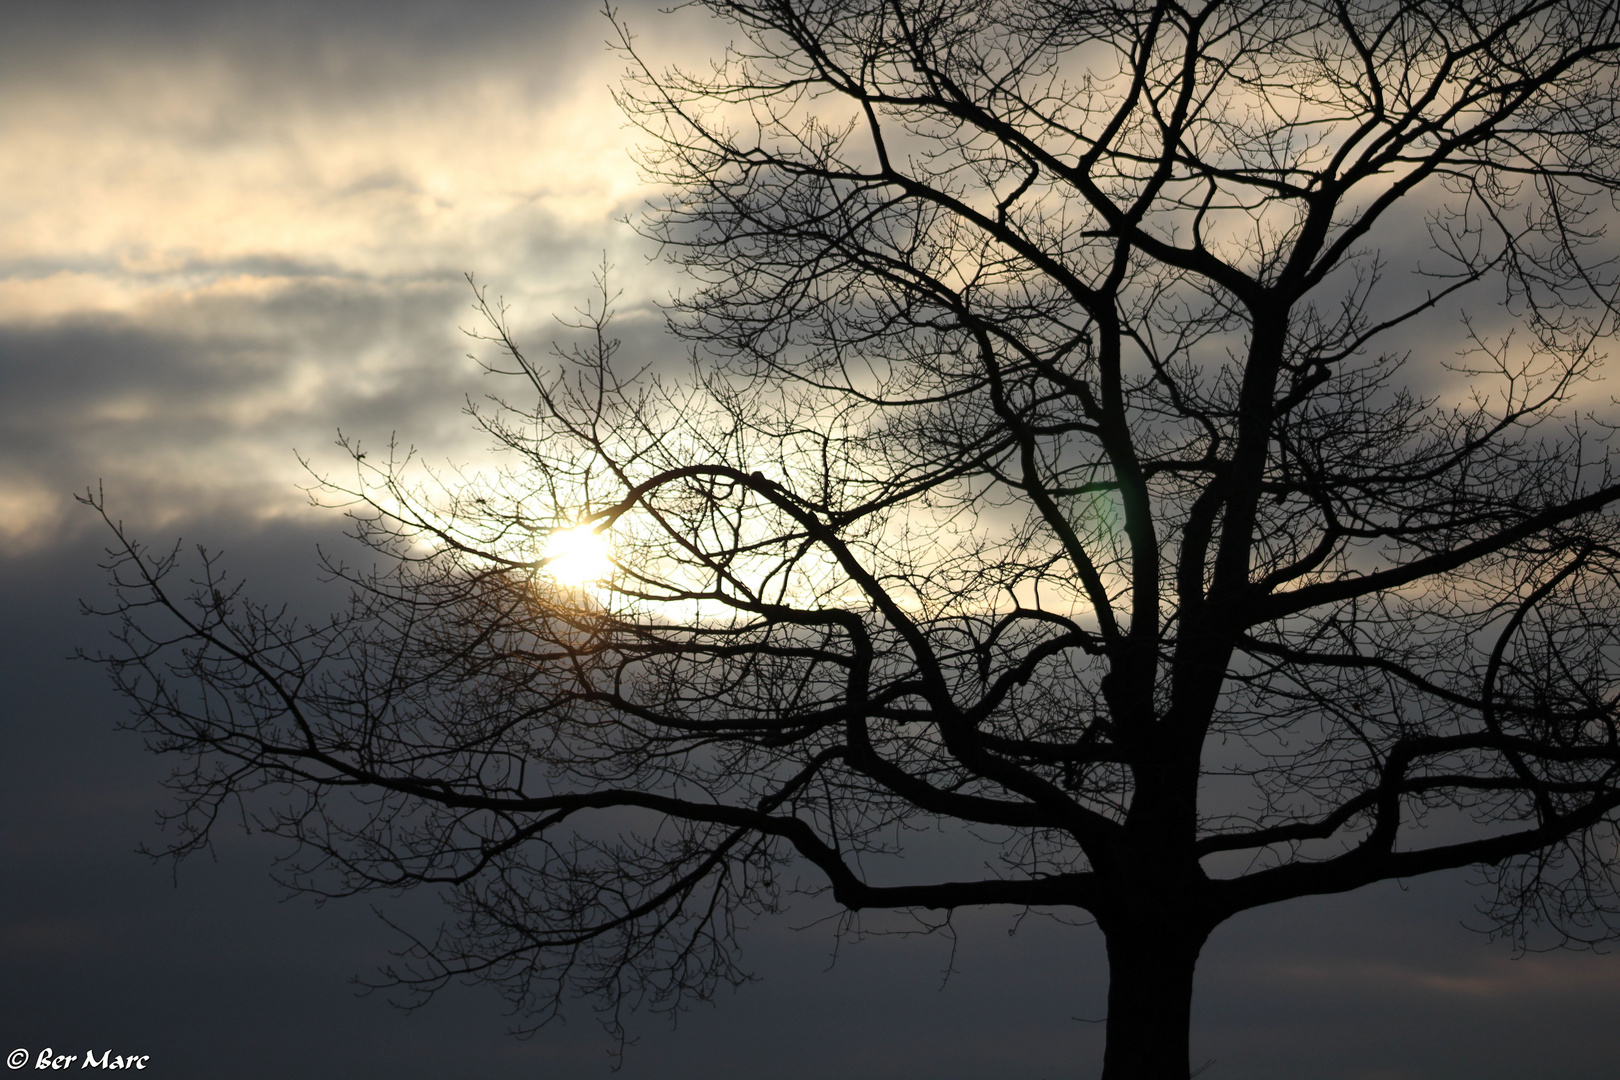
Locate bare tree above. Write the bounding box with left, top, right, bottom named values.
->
left=91, top=1, right=1620, bottom=1076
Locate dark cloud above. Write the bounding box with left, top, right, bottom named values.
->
left=0, top=1, right=613, bottom=91
left=8, top=526, right=1620, bottom=1080
left=0, top=281, right=463, bottom=549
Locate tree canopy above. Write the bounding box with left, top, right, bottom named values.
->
left=93, top=1, right=1620, bottom=1076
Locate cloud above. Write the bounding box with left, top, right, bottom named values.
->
left=0, top=1, right=702, bottom=554
left=1259, top=953, right=1620, bottom=999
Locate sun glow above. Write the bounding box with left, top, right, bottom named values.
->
left=542, top=523, right=613, bottom=585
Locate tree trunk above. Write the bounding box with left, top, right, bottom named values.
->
left=1099, top=919, right=1208, bottom=1080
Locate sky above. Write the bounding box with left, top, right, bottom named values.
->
left=4, top=3, right=1620, bottom=1078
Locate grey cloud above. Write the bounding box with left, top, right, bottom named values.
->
left=0, top=279, right=464, bottom=431
left=0, top=1, right=618, bottom=96
left=0, top=279, right=462, bottom=551
left=0, top=265, right=676, bottom=556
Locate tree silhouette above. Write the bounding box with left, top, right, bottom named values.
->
left=92, top=1, right=1620, bottom=1076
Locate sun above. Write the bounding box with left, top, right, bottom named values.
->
left=542, top=523, right=613, bottom=585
